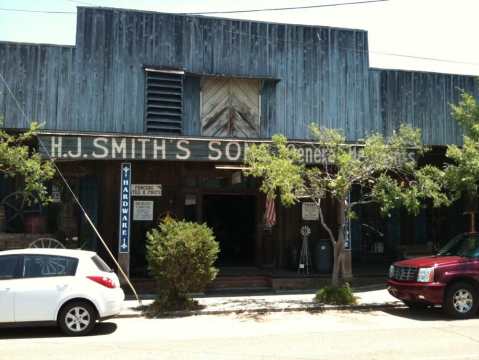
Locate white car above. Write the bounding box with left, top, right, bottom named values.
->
left=0, top=248, right=124, bottom=336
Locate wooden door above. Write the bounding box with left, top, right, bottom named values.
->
left=201, top=78, right=260, bottom=138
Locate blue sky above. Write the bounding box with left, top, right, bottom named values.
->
left=1, top=0, right=478, bottom=75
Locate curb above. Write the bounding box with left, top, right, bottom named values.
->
left=115, top=302, right=404, bottom=319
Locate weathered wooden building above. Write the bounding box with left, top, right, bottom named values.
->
left=0, top=7, right=478, bottom=288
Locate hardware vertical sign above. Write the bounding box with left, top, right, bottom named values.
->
left=119, top=163, right=131, bottom=254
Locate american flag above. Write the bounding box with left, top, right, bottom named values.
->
left=264, top=195, right=276, bottom=228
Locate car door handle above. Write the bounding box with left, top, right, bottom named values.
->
left=0, top=288, right=10, bottom=292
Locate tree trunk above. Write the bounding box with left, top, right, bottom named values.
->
left=317, top=199, right=339, bottom=286
left=332, top=198, right=352, bottom=286
left=332, top=240, right=343, bottom=286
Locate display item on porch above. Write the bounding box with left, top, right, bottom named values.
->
left=58, top=201, right=78, bottom=237
left=264, top=195, right=276, bottom=229
left=298, top=225, right=312, bottom=275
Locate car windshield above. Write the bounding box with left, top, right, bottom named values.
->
left=437, top=234, right=479, bottom=257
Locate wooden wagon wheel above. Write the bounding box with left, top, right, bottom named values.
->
left=29, top=237, right=66, bottom=249
left=1, top=191, right=30, bottom=231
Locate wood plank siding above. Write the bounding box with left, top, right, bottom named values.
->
left=0, top=7, right=478, bottom=145
left=200, top=78, right=260, bottom=137
left=370, top=69, right=479, bottom=145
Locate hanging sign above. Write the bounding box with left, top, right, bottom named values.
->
left=132, top=184, right=162, bottom=197
left=118, top=163, right=131, bottom=253
left=38, top=133, right=379, bottom=165
left=51, top=184, right=62, bottom=203
left=133, top=200, right=154, bottom=221
left=302, top=202, right=319, bottom=221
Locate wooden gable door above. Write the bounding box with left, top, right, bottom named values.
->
left=200, top=78, right=260, bottom=138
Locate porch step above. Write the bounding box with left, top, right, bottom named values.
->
left=209, top=275, right=272, bottom=290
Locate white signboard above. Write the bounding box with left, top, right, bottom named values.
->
left=302, top=202, right=319, bottom=221
left=132, top=184, right=162, bottom=197
left=51, top=184, right=61, bottom=203
left=133, top=200, right=154, bottom=221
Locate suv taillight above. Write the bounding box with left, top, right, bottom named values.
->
left=87, top=275, right=117, bottom=289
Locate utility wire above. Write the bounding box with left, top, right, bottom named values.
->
left=0, top=70, right=142, bottom=306
left=0, top=0, right=389, bottom=15
left=0, top=7, right=75, bottom=14
left=183, top=0, right=389, bottom=15
left=1, top=4, right=478, bottom=68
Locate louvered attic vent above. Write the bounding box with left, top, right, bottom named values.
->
left=145, top=68, right=184, bottom=134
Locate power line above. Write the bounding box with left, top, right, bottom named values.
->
left=372, top=51, right=479, bottom=66
left=183, top=0, right=389, bottom=15
left=0, top=7, right=75, bottom=14
left=0, top=0, right=389, bottom=15
left=0, top=3, right=478, bottom=68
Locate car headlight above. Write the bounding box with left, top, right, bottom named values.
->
left=417, top=267, right=435, bottom=283
left=389, top=265, right=395, bottom=278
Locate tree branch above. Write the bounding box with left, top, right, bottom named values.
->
left=349, top=200, right=376, bottom=209
left=317, top=198, right=336, bottom=246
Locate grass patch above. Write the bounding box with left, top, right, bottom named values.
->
left=144, top=296, right=204, bottom=317
left=315, top=283, right=357, bottom=305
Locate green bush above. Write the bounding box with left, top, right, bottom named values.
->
left=146, top=217, right=219, bottom=313
left=315, top=283, right=357, bottom=305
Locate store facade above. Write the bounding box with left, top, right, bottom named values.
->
left=1, top=7, right=479, bottom=288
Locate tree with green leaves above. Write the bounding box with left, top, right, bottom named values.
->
left=245, top=124, right=450, bottom=286
left=0, top=120, right=55, bottom=204
left=445, top=91, right=479, bottom=220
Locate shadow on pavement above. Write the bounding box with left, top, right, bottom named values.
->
left=381, top=306, right=478, bottom=322
left=0, top=322, right=117, bottom=339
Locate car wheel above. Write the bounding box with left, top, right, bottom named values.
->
left=58, top=301, right=97, bottom=336
left=444, top=282, right=479, bottom=319
left=403, top=301, right=429, bottom=310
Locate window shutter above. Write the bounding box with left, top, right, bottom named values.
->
left=145, top=69, right=183, bottom=134
left=200, top=78, right=260, bottom=138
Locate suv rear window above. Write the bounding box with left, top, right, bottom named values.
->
left=91, top=255, right=113, bottom=272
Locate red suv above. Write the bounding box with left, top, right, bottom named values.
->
left=387, top=233, right=479, bottom=318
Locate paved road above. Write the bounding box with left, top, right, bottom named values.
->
left=2, top=308, right=479, bottom=360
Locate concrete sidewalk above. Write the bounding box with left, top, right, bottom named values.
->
left=118, top=288, right=402, bottom=318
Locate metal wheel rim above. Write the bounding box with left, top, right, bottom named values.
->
left=65, top=306, right=91, bottom=332
left=453, top=289, right=474, bottom=314
left=29, top=237, right=65, bottom=249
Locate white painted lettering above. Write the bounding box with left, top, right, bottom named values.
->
left=137, top=139, right=150, bottom=159
left=112, top=138, right=127, bottom=159
left=153, top=139, right=166, bottom=160
left=304, top=147, right=313, bottom=164
left=176, top=140, right=191, bottom=160
left=225, top=142, right=241, bottom=161
left=297, top=147, right=305, bottom=160
left=208, top=141, right=222, bottom=161
left=51, top=136, right=62, bottom=158
left=66, top=137, right=82, bottom=158
left=131, top=139, right=136, bottom=159
left=243, top=142, right=250, bottom=161
left=314, top=148, right=322, bottom=164
left=92, top=138, right=109, bottom=158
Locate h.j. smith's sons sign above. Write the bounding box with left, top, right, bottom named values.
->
left=38, top=134, right=355, bottom=164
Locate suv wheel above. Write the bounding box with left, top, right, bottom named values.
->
left=58, top=301, right=97, bottom=336
left=444, top=282, right=479, bottom=319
